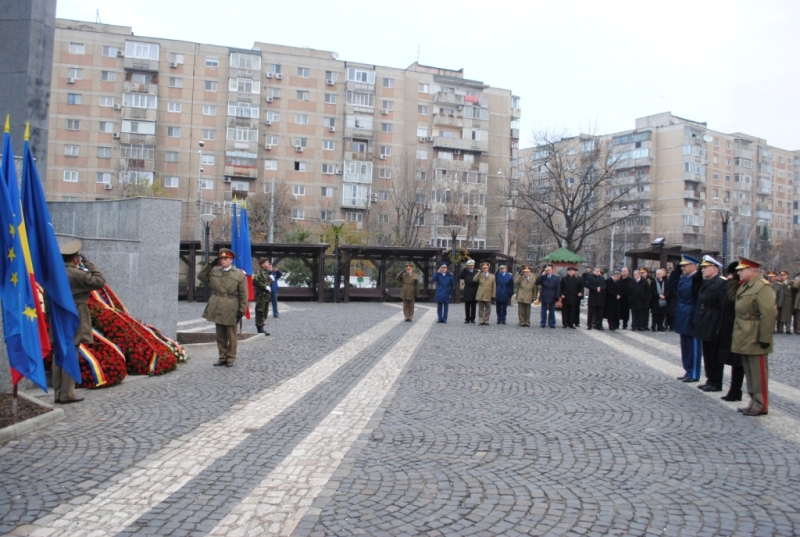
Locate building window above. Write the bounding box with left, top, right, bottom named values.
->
left=292, top=209, right=305, bottom=220
left=130, top=73, right=152, bottom=84
left=294, top=162, right=306, bottom=172
left=296, top=90, right=309, bottom=101
left=169, top=77, right=183, bottom=88
left=121, top=120, right=154, bottom=134
left=67, top=93, right=82, bottom=105
left=325, top=70, right=338, bottom=82
left=725, top=175, right=731, bottom=182
left=69, top=42, right=85, bottom=54
left=99, top=96, right=114, bottom=107
left=323, top=140, right=335, bottom=150
left=97, top=147, right=112, bottom=158
left=168, top=102, right=182, bottom=113
left=416, top=149, right=428, bottom=160
left=382, top=78, right=394, bottom=88
left=417, top=126, right=428, bottom=137
left=67, top=68, right=83, bottom=80
left=321, top=187, right=333, bottom=197
left=200, top=179, right=214, bottom=189
left=101, top=46, right=117, bottom=57
left=125, top=41, right=159, bottom=60
left=123, top=93, right=156, bottom=108
left=714, top=139, right=719, bottom=147
left=230, top=52, right=260, bottom=70
left=201, top=129, right=215, bottom=140
left=229, top=78, right=259, bottom=94
left=200, top=154, right=215, bottom=165
left=416, top=171, right=427, bottom=181
left=379, top=168, right=392, bottom=179
left=418, top=83, right=429, bottom=93
left=320, top=210, right=332, bottom=221
left=379, top=214, right=389, bottom=224
left=98, top=121, right=113, bottom=133
left=418, top=105, right=428, bottom=115
left=166, top=152, right=179, bottom=163
left=293, top=185, right=306, bottom=196
left=203, top=105, right=217, bottom=116
left=267, top=111, right=280, bottom=122
left=382, top=101, right=394, bottom=111
left=713, top=173, right=719, bottom=180
left=380, top=146, right=392, bottom=157
left=294, top=138, right=308, bottom=148
left=164, top=176, right=179, bottom=188
left=265, top=135, right=278, bottom=146
left=167, top=126, right=181, bottom=137
left=259, top=160, right=276, bottom=171
left=297, top=67, right=310, bottom=78
left=347, top=68, right=375, bottom=84
left=346, top=212, right=363, bottom=222
left=64, top=145, right=79, bottom=157
left=205, top=56, right=219, bottom=67
left=268, top=63, right=281, bottom=75
left=295, top=114, right=309, bottom=125
left=322, top=164, right=335, bottom=174
left=169, top=53, right=184, bottom=65
left=63, top=171, right=78, bottom=182
left=204, top=81, right=218, bottom=91
left=228, top=102, right=260, bottom=118
left=96, top=172, right=111, bottom=184
left=381, top=123, right=393, bottom=133
left=324, top=93, right=337, bottom=104
left=268, top=88, right=281, bottom=99
left=726, top=142, right=731, bottom=150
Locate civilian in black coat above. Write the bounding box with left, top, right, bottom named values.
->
left=604, top=271, right=622, bottom=330
left=650, top=268, right=670, bottom=331
left=628, top=269, right=650, bottom=331
left=559, top=267, right=583, bottom=328
left=458, top=260, right=480, bottom=323
left=617, top=267, right=632, bottom=329
left=585, top=268, right=606, bottom=330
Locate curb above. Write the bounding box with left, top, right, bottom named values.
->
left=0, top=393, right=65, bottom=445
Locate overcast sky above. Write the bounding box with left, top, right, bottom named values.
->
left=57, top=0, right=800, bottom=151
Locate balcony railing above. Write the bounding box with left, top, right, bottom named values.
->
left=122, top=108, right=157, bottom=121
left=341, top=197, right=369, bottom=209
left=511, top=107, right=522, bottom=119
left=683, top=190, right=700, bottom=199
left=344, top=127, right=374, bottom=140
left=123, top=57, right=159, bottom=72
left=224, top=166, right=258, bottom=179
left=432, top=137, right=488, bottom=153
left=755, top=209, right=773, bottom=220
left=433, top=114, right=464, bottom=128
left=123, top=82, right=158, bottom=95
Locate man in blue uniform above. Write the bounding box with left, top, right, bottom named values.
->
left=669, top=254, right=703, bottom=382
left=494, top=262, right=515, bottom=324
left=536, top=264, right=561, bottom=328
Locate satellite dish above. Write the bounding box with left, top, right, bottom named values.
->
left=702, top=134, right=713, bottom=143
left=332, top=52, right=339, bottom=60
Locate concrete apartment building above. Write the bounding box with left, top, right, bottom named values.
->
left=519, top=112, right=799, bottom=266
left=46, top=19, right=521, bottom=249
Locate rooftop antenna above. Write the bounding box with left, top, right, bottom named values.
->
left=96, top=9, right=101, bottom=23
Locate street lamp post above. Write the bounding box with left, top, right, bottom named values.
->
left=330, top=219, right=346, bottom=303
left=197, top=141, right=205, bottom=204
left=744, top=219, right=766, bottom=258
left=200, top=213, right=216, bottom=302
left=712, top=197, right=733, bottom=270
left=447, top=224, right=462, bottom=265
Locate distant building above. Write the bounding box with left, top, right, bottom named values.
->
left=46, top=19, right=521, bottom=248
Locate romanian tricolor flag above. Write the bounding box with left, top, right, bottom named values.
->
left=0, top=124, right=46, bottom=391
left=230, top=204, right=253, bottom=318
left=20, top=122, right=82, bottom=384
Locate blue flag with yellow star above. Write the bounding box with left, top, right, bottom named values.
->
left=0, top=165, right=46, bottom=392
left=21, top=138, right=82, bottom=384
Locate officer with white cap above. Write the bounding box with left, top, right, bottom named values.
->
left=694, top=255, right=727, bottom=392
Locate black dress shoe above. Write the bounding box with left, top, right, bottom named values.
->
left=213, top=361, right=227, bottom=367
left=595, top=327, right=604, bottom=331
left=737, top=407, right=751, bottom=413
left=226, top=362, right=235, bottom=367
left=464, top=320, right=470, bottom=324
left=569, top=325, right=576, bottom=329
left=721, top=393, right=742, bottom=401
left=741, top=409, right=767, bottom=416
left=263, top=332, right=270, bottom=336
left=677, top=375, right=688, bottom=380
left=58, top=396, right=85, bottom=404
left=682, top=377, right=699, bottom=383
left=704, top=386, right=722, bottom=392
left=697, top=383, right=708, bottom=389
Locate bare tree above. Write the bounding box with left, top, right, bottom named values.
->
left=387, top=150, right=434, bottom=246
left=116, top=157, right=168, bottom=198
left=247, top=180, right=292, bottom=241
left=511, top=128, right=655, bottom=254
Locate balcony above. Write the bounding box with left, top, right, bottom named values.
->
left=226, top=117, right=259, bottom=129
left=755, top=209, right=773, bottom=220
left=684, top=172, right=705, bottom=183
left=756, top=182, right=772, bottom=195
left=344, top=151, right=373, bottom=162
left=755, top=202, right=771, bottom=211
left=121, top=107, right=157, bottom=122
left=433, top=114, right=464, bottom=128
left=122, top=158, right=154, bottom=171
left=510, top=128, right=519, bottom=139
left=123, top=57, right=159, bottom=72
left=511, top=107, right=521, bottom=120
left=224, top=166, right=258, bottom=180
left=123, top=82, right=157, bottom=95
left=341, top=197, right=369, bottom=209
left=683, top=225, right=703, bottom=234
left=736, top=205, right=752, bottom=216
left=345, top=80, right=375, bottom=93
left=758, top=164, right=773, bottom=175
left=683, top=190, right=700, bottom=199
left=229, top=68, right=260, bottom=78
left=432, top=137, right=488, bottom=153
left=682, top=207, right=704, bottom=218
left=120, top=133, right=155, bottom=145
left=344, top=126, right=373, bottom=140
left=432, top=160, right=489, bottom=174
left=734, top=148, right=754, bottom=160
left=433, top=92, right=489, bottom=108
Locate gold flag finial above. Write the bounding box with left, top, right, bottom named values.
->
left=24, top=122, right=30, bottom=141
left=4, top=115, right=9, bottom=134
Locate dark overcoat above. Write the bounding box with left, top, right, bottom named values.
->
left=495, top=271, right=515, bottom=303
left=458, top=267, right=480, bottom=302
left=693, top=275, right=727, bottom=342
left=560, top=274, right=583, bottom=306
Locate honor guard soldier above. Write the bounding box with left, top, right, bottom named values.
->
left=397, top=263, right=419, bottom=322
left=514, top=265, right=536, bottom=327
left=536, top=264, right=560, bottom=328
left=474, top=261, right=496, bottom=325
left=253, top=257, right=273, bottom=335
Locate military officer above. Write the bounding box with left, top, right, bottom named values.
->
left=777, top=270, right=794, bottom=334
left=458, top=259, right=479, bottom=323
left=732, top=256, right=776, bottom=416
left=397, top=262, right=419, bottom=321
left=59, top=240, right=106, bottom=404
left=694, top=255, right=727, bottom=392
left=474, top=261, right=496, bottom=325
left=536, top=264, right=560, bottom=328
left=198, top=248, right=248, bottom=367
left=669, top=254, right=703, bottom=382
left=560, top=266, right=583, bottom=328
left=767, top=270, right=783, bottom=333
left=514, top=265, right=536, bottom=326
left=494, top=262, right=514, bottom=324
left=253, top=257, right=272, bottom=335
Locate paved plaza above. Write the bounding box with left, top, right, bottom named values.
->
left=2, top=301, right=800, bottom=536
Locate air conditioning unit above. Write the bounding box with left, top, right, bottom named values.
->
left=291, top=194, right=298, bottom=200
left=381, top=109, right=389, bottom=115
left=169, top=61, right=178, bottom=68
left=265, top=120, right=272, bottom=126
left=326, top=79, right=335, bottom=86
left=223, top=177, right=231, bottom=183
left=425, top=136, right=434, bottom=142
left=379, top=155, right=386, bottom=160
left=419, top=137, right=426, bottom=143
left=265, top=144, right=272, bottom=150
left=266, top=72, right=273, bottom=79
left=112, top=132, right=120, bottom=139
left=295, top=146, right=304, bottom=152
left=103, top=184, right=113, bottom=190
left=275, top=73, right=283, bottom=80
left=116, top=50, right=124, bottom=57
left=335, top=169, right=343, bottom=175
left=66, top=77, right=75, bottom=84
left=457, top=105, right=463, bottom=111
left=112, top=104, right=121, bottom=110
left=453, top=150, right=461, bottom=155
left=328, top=126, right=335, bottom=133
left=290, top=218, right=296, bottom=224
left=266, top=97, right=273, bottom=103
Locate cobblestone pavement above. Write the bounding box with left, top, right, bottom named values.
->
left=2, top=302, right=800, bottom=536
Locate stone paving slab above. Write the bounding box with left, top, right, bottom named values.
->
left=1, top=302, right=799, bottom=536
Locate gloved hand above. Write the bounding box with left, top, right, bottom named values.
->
left=759, top=341, right=769, bottom=350
left=236, top=312, right=243, bottom=322
left=211, top=257, right=221, bottom=266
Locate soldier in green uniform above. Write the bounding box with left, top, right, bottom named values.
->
left=60, top=240, right=106, bottom=404
left=198, top=248, right=248, bottom=367
left=514, top=265, right=536, bottom=327
left=253, top=258, right=272, bottom=336
left=397, top=262, right=419, bottom=322
left=732, top=256, right=777, bottom=416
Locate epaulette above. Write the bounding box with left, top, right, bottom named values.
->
left=760, top=278, right=770, bottom=284
left=719, top=275, right=728, bottom=281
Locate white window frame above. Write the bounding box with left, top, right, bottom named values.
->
left=99, top=96, right=114, bottom=107
left=416, top=149, right=428, bottom=160
left=169, top=77, right=183, bottom=88
left=381, top=123, right=393, bottom=133
left=379, top=168, right=392, bottom=179
left=69, top=43, right=85, bottom=55
left=125, top=41, right=159, bottom=60
left=67, top=93, right=82, bottom=105
left=168, top=102, right=182, bottom=113
left=205, top=56, right=219, bottom=68
left=346, top=212, right=363, bottom=223
left=382, top=78, right=394, bottom=88
left=323, top=140, right=335, bottom=150
left=97, top=147, right=112, bottom=158
left=101, top=46, right=117, bottom=57
left=418, top=105, right=428, bottom=115
left=200, top=154, right=215, bottom=165
left=203, top=105, right=217, bottom=116
left=165, top=151, right=179, bottom=163
left=63, top=171, right=78, bottom=182
left=200, top=179, right=214, bottom=190
left=322, top=164, right=335, bottom=175
left=294, top=161, right=307, bottom=172
left=100, top=70, right=116, bottom=82
left=67, top=68, right=83, bottom=80
left=380, top=146, right=392, bottom=157
left=98, top=121, right=114, bottom=133
left=324, top=93, right=337, bottom=104
left=292, top=185, right=306, bottom=196
left=264, top=159, right=278, bottom=170
left=295, top=114, right=309, bottom=125
left=382, top=101, right=394, bottom=111
left=267, top=111, right=280, bottom=122
left=226, top=127, right=258, bottom=142
left=164, top=176, right=179, bottom=188
left=292, top=209, right=305, bottom=220
left=64, top=145, right=79, bottom=157
left=201, top=129, right=216, bottom=140
left=296, top=90, right=309, bottom=101
left=96, top=172, right=111, bottom=184
left=166, top=126, right=181, bottom=138
left=297, top=67, right=310, bottom=78
left=321, top=187, right=333, bottom=197
left=264, top=135, right=278, bottom=146
left=204, top=81, right=218, bottom=91
left=122, top=93, right=157, bottom=109
left=418, top=83, right=429, bottom=93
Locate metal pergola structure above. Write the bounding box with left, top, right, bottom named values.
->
left=624, top=244, right=720, bottom=271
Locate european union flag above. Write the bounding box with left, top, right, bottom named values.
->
left=0, top=166, right=46, bottom=391
left=20, top=138, right=81, bottom=383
